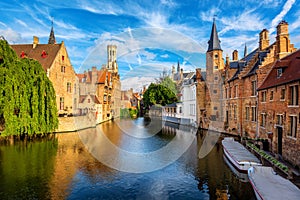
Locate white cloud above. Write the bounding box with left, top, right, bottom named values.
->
left=0, top=28, right=22, bottom=43
left=0, top=21, right=6, bottom=27
left=160, top=54, right=169, bottom=58
left=199, top=7, right=221, bottom=22
left=270, top=0, right=296, bottom=33
left=121, top=76, right=155, bottom=91
left=15, top=19, right=28, bottom=28
left=218, top=10, right=266, bottom=35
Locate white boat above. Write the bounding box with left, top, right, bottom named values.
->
left=248, top=166, right=300, bottom=200
left=222, top=137, right=261, bottom=172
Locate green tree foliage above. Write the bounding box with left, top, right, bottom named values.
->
left=160, top=76, right=178, bottom=96
left=0, top=39, right=58, bottom=136
left=143, top=83, right=177, bottom=108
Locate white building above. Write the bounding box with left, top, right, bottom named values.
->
left=180, top=72, right=197, bottom=126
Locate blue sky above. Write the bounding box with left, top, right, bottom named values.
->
left=0, top=0, right=299, bottom=91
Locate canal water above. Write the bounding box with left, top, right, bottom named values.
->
left=0, top=118, right=255, bottom=199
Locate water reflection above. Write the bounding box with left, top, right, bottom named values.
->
left=0, top=118, right=255, bottom=199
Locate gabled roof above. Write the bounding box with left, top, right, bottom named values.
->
left=10, top=43, right=61, bottom=71
left=207, top=19, right=222, bottom=52
left=258, top=49, right=300, bottom=90
left=79, top=94, right=101, bottom=104
left=76, top=73, right=86, bottom=83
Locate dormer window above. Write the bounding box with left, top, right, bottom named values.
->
left=277, top=68, right=283, bottom=77
left=41, top=50, right=47, bottom=58
left=20, top=51, right=26, bottom=58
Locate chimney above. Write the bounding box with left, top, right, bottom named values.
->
left=33, top=36, right=39, bottom=49
left=276, top=20, right=291, bottom=59
left=196, top=68, right=202, bottom=81
left=225, top=54, right=230, bottom=66
left=232, top=50, right=238, bottom=61
left=259, top=29, right=269, bottom=51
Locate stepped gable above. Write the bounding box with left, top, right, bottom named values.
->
left=258, top=49, right=300, bottom=90
left=11, top=43, right=61, bottom=71
left=240, top=43, right=275, bottom=79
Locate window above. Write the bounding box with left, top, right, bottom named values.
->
left=61, top=66, right=66, bottom=73
left=280, top=88, right=286, bottom=100
left=190, top=104, right=195, bottom=116
left=214, top=106, right=218, bottom=110
left=213, top=90, right=217, bottom=94
left=289, top=85, right=299, bottom=106
left=251, top=106, right=257, bottom=122
left=104, top=95, right=107, bottom=102
left=215, top=54, right=219, bottom=59
left=229, top=87, right=232, bottom=98
left=179, top=107, right=182, bottom=113
left=270, top=91, right=274, bottom=101
left=251, top=81, right=256, bottom=96
left=214, top=76, right=218, bottom=81
left=225, top=88, right=228, bottom=99
left=261, top=91, right=267, bottom=102
left=276, top=114, right=283, bottom=126
left=67, top=82, right=71, bottom=93
left=60, top=97, right=64, bottom=110
left=260, top=113, right=266, bottom=127
left=41, top=50, right=47, bottom=58
left=233, top=105, right=237, bottom=119
left=62, top=55, right=65, bottom=61
left=289, top=116, right=297, bottom=138
left=74, top=84, right=77, bottom=94
left=245, top=106, right=250, bottom=121
left=234, top=85, right=238, bottom=98
left=214, top=66, right=218, bottom=70
left=88, top=99, right=90, bottom=103
left=277, top=68, right=283, bottom=77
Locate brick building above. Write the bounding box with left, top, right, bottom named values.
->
left=76, top=45, right=121, bottom=122
left=258, top=49, right=300, bottom=167
left=11, top=26, right=78, bottom=116
left=197, top=19, right=299, bottom=168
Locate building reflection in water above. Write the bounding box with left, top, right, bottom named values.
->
left=0, top=119, right=255, bottom=199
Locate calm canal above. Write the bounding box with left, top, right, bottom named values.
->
left=0, top=118, right=255, bottom=199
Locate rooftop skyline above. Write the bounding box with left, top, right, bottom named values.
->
left=0, top=0, right=299, bottom=90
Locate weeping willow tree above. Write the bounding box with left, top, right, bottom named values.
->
left=0, top=39, right=58, bottom=137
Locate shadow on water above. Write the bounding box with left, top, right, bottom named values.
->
left=0, top=118, right=255, bottom=199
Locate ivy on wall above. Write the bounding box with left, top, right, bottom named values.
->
left=0, top=39, right=58, bottom=136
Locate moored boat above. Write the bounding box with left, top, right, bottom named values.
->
left=222, top=137, right=261, bottom=172
left=248, top=166, right=300, bottom=200
left=223, top=155, right=249, bottom=182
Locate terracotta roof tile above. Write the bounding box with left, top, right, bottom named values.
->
left=76, top=73, right=86, bottom=83
left=97, top=70, right=106, bottom=84
left=258, top=49, right=300, bottom=90
left=10, top=44, right=61, bottom=71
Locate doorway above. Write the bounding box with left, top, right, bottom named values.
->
left=277, top=126, right=283, bottom=155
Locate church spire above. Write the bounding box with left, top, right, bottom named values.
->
left=177, top=59, right=180, bottom=72
left=48, top=20, right=56, bottom=44
left=244, top=43, right=248, bottom=57
left=207, top=17, right=222, bottom=52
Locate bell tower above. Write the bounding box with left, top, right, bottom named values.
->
left=107, top=45, right=118, bottom=73
left=205, top=18, right=225, bottom=129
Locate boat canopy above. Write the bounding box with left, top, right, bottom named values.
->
left=222, top=139, right=261, bottom=164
